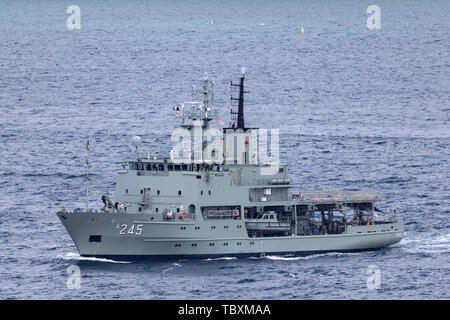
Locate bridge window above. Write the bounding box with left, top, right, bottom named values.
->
left=159, top=164, right=165, bottom=171
left=168, top=165, right=174, bottom=171
left=174, top=165, right=181, bottom=171
left=152, top=164, right=158, bottom=171
left=178, top=190, right=182, bottom=196
left=182, top=164, right=188, bottom=171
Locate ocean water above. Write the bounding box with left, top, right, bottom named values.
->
left=0, top=0, right=449, bottom=299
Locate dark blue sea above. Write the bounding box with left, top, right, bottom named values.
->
left=1, top=0, right=449, bottom=299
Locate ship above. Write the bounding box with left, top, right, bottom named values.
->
left=57, top=69, right=403, bottom=259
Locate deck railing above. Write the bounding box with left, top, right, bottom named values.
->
left=290, top=190, right=382, bottom=203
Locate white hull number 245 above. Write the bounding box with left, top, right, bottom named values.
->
left=116, top=224, right=144, bottom=235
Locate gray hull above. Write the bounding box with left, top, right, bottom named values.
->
left=57, top=211, right=403, bottom=258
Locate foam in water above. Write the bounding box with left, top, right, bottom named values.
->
left=400, top=233, right=450, bottom=254
left=202, top=257, right=238, bottom=261
left=161, top=263, right=182, bottom=274
left=264, top=252, right=361, bottom=261
left=61, top=252, right=132, bottom=264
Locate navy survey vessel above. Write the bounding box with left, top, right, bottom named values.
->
left=57, top=70, right=403, bottom=258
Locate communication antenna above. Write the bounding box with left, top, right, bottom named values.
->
left=85, top=137, right=90, bottom=212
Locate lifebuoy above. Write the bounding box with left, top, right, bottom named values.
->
left=366, top=217, right=371, bottom=226
left=182, top=211, right=188, bottom=219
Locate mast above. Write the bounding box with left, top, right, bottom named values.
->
left=85, top=137, right=90, bottom=212
left=173, top=74, right=217, bottom=162
left=230, top=67, right=249, bottom=129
